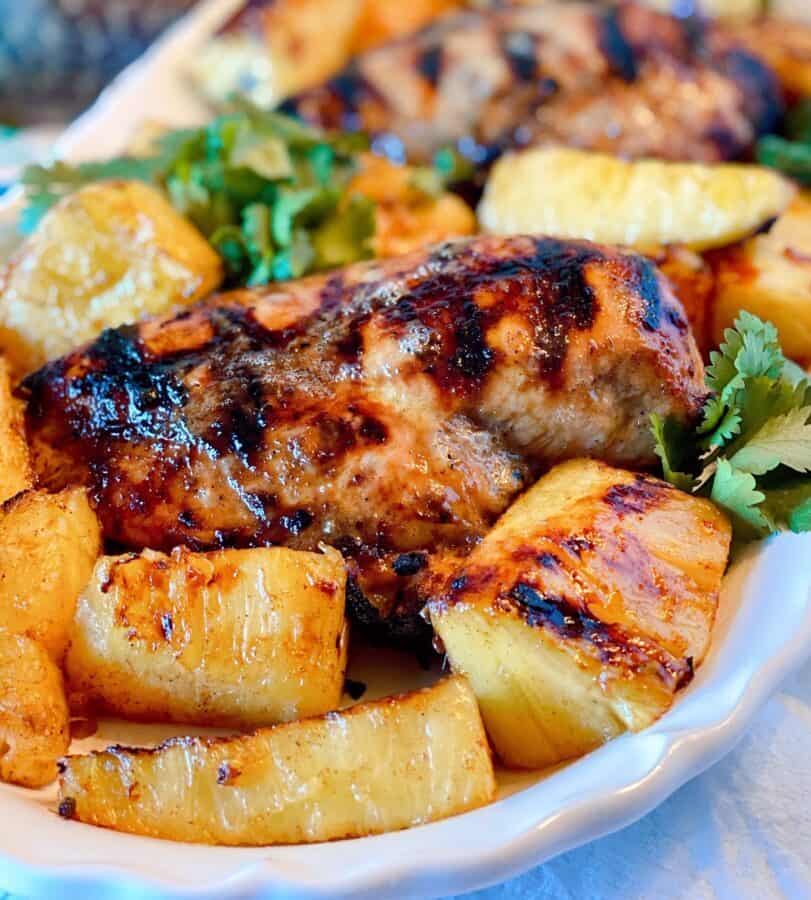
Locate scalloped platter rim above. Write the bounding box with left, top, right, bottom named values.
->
left=0, top=2, right=810, bottom=898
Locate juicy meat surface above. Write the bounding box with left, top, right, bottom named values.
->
left=23, top=236, right=706, bottom=643
left=280, top=0, right=781, bottom=165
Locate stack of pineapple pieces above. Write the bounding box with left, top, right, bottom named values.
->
left=0, top=337, right=731, bottom=842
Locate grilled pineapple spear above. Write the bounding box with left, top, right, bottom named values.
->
left=428, top=459, right=732, bottom=769
left=479, top=147, right=795, bottom=253
left=66, top=546, right=349, bottom=728
left=57, top=676, right=495, bottom=845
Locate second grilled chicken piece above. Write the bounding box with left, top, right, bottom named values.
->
left=281, top=0, right=781, bottom=165
left=23, top=235, right=706, bottom=644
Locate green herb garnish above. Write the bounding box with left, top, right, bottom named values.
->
left=651, top=311, right=811, bottom=540
left=20, top=106, right=374, bottom=286
left=756, top=99, right=811, bottom=186
left=432, top=147, right=476, bottom=186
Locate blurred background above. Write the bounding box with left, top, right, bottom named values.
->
left=0, top=0, right=195, bottom=127
left=0, top=0, right=198, bottom=191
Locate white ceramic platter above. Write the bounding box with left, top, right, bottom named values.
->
left=1, top=2, right=810, bottom=897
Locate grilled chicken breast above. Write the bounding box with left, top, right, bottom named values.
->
left=281, top=1, right=781, bottom=165
left=23, top=236, right=706, bottom=644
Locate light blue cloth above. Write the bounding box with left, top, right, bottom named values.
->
left=464, top=655, right=811, bottom=900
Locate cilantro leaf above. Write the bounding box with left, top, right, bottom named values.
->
left=710, top=459, right=772, bottom=537
left=730, top=406, right=811, bottom=476
left=700, top=405, right=741, bottom=451
left=650, top=311, right=811, bottom=542
left=790, top=498, right=811, bottom=532
left=19, top=109, right=374, bottom=287
left=312, top=195, right=376, bottom=270
left=650, top=413, right=695, bottom=491
left=760, top=478, right=811, bottom=532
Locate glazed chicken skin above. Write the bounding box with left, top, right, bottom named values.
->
left=281, top=0, right=781, bottom=165
left=23, top=236, right=706, bottom=644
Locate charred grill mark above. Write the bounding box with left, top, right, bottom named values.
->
left=501, top=31, right=537, bottom=82
left=58, top=797, right=77, bottom=819
left=280, top=2, right=784, bottom=168
left=358, top=414, right=388, bottom=443
left=451, top=299, right=495, bottom=380
left=506, top=579, right=690, bottom=687
left=213, top=306, right=286, bottom=350
left=313, top=63, right=383, bottom=132
left=279, top=509, right=314, bottom=536
left=335, top=324, right=365, bottom=362
left=23, top=326, right=190, bottom=446
left=603, top=475, right=665, bottom=516
left=201, top=367, right=268, bottom=465
left=319, top=273, right=348, bottom=316
left=344, top=573, right=433, bottom=653
left=526, top=239, right=600, bottom=381
left=510, top=581, right=596, bottom=639
left=715, top=48, right=783, bottom=138
left=598, top=7, right=638, bottom=83
left=380, top=238, right=601, bottom=392
left=509, top=546, right=563, bottom=568
left=417, top=44, right=444, bottom=87
left=216, top=761, right=241, bottom=786
left=702, top=124, right=745, bottom=162
left=561, top=535, right=595, bottom=557
left=629, top=256, right=663, bottom=331
left=392, top=551, right=428, bottom=576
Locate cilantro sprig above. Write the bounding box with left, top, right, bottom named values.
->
left=20, top=106, right=375, bottom=286
left=652, top=311, right=811, bottom=540
left=756, top=98, right=811, bottom=186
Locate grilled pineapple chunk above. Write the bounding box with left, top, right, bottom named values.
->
left=66, top=546, right=349, bottom=728
left=0, top=357, right=30, bottom=503
left=0, top=632, right=70, bottom=788
left=188, top=0, right=363, bottom=108
left=429, top=460, right=731, bottom=769
left=57, top=675, right=494, bottom=844
left=0, top=180, right=222, bottom=373
left=350, top=154, right=476, bottom=258
left=479, top=147, right=795, bottom=253
left=0, top=488, right=101, bottom=662
left=712, top=194, right=811, bottom=362
left=188, top=0, right=462, bottom=108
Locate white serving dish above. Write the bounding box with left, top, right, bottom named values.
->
left=0, top=2, right=810, bottom=897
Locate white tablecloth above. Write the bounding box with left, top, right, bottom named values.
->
left=465, top=655, right=811, bottom=900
